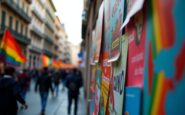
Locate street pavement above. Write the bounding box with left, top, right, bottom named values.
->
left=18, top=81, right=86, bottom=115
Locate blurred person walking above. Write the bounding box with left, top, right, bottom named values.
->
left=53, top=71, right=60, bottom=96
left=65, top=68, right=83, bottom=115
left=0, top=66, right=28, bottom=115
left=29, top=69, right=39, bottom=82
left=35, top=67, right=54, bottom=115
left=60, top=69, right=68, bottom=91
left=17, top=69, right=31, bottom=100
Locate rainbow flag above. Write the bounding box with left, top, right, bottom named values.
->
left=41, top=54, right=51, bottom=67
left=52, top=59, right=60, bottom=68
left=148, top=0, right=176, bottom=114
left=143, top=0, right=185, bottom=115
left=151, top=0, right=175, bottom=56
left=0, top=30, right=27, bottom=66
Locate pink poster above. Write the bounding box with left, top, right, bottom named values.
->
left=126, top=9, right=146, bottom=87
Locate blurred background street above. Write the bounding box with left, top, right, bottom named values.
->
left=18, top=81, right=86, bottom=115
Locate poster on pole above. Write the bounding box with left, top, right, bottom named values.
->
left=109, top=35, right=128, bottom=115
left=108, top=0, right=125, bottom=62
left=99, top=51, right=112, bottom=115
left=125, top=9, right=146, bottom=87
left=94, top=2, right=104, bottom=63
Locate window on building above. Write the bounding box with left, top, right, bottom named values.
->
left=25, top=27, right=28, bottom=37
left=9, top=16, right=13, bottom=29
left=21, top=24, right=23, bottom=35
left=29, top=55, right=32, bottom=68
left=1, top=11, right=6, bottom=27
left=15, top=20, right=19, bottom=32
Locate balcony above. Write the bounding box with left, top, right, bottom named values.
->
left=1, top=0, right=31, bottom=23
left=32, top=6, right=45, bottom=22
left=43, top=49, right=53, bottom=57
left=31, top=25, right=43, bottom=38
left=45, top=20, right=55, bottom=32
left=46, top=8, right=55, bottom=22
left=0, top=25, right=31, bottom=45
left=44, top=33, right=53, bottom=44
left=30, top=45, right=42, bottom=54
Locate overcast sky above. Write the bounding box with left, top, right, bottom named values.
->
left=53, top=0, right=83, bottom=46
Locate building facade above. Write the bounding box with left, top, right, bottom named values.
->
left=0, top=0, right=32, bottom=68
left=54, top=19, right=71, bottom=64
left=54, top=16, right=61, bottom=60
left=81, top=0, right=103, bottom=113
left=28, top=0, right=45, bottom=69
left=42, top=0, right=56, bottom=59
left=62, top=38, right=71, bottom=64
left=0, top=0, right=71, bottom=70
left=28, top=0, right=57, bottom=69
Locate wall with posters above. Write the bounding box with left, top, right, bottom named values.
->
left=108, top=0, right=125, bottom=62
left=108, top=36, right=128, bottom=115
left=83, top=0, right=185, bottom=115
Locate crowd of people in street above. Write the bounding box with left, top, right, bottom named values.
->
left=0, top=66, right=83, bottom=115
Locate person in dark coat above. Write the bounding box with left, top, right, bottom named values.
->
left=53, top=71, right=60, bottom=96
left=60, top=69, right=68, bottom=91
left=35, top=67, right=54, bottom=115
left=17, top=69, right=31, bottom=100
left=0, top=66, right=28, bottom=115
left=65, top=68, right=83, bottom=115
